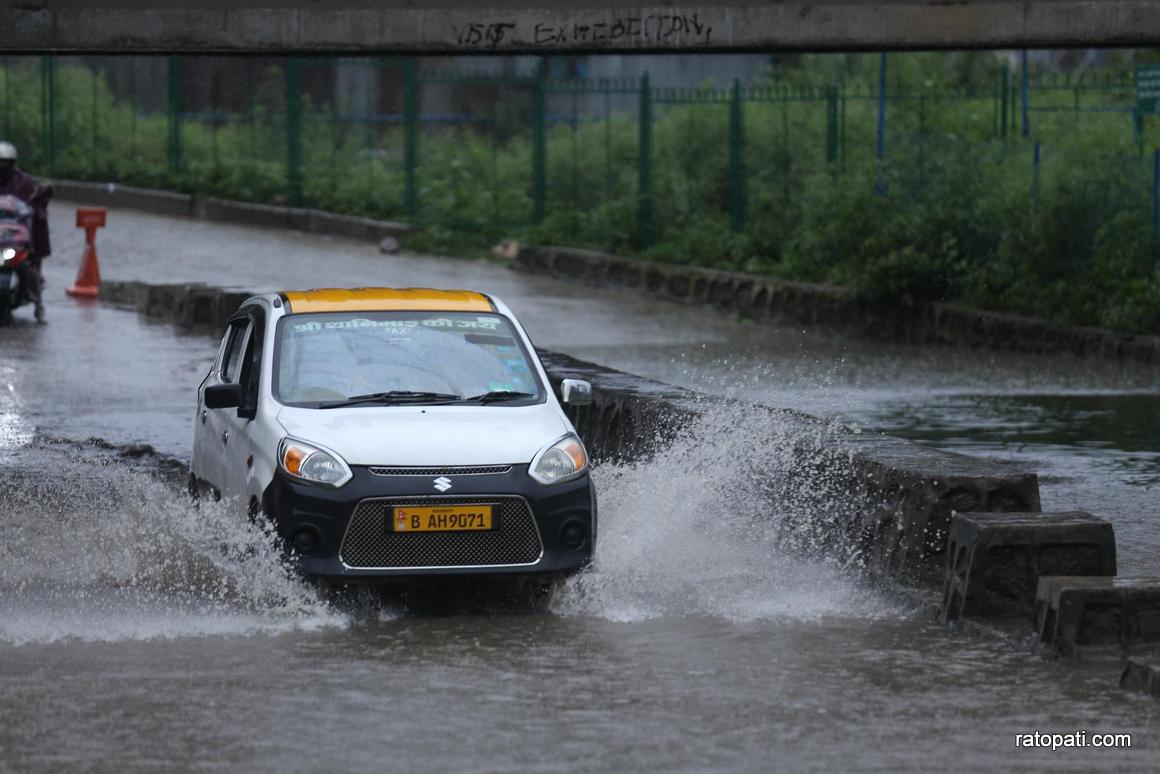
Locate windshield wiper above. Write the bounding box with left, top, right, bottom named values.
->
left=460, top=390, right=536, bottom=404
left=317, top=390, right=461, bottom=409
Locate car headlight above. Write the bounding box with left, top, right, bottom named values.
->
left=529, top=434, right=588, bottom=485
left=278, top=438, right=352, bottom=487
left=1, top=247, right=14, bottom=266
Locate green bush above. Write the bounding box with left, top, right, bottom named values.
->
left=2, top=55, right=1158, bottom=334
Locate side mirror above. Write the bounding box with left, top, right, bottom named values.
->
left=560, top=378, right=593, bottom=406
left=205, top=383, right=243, bottom=409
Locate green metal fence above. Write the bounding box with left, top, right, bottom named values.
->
left=1, top=54, right=1157, bottom=256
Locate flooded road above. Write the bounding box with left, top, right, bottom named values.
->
left=1, top=203, right=1157, bottom=771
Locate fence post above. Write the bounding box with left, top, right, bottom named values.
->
left=728, top=78, right=746, bottom=233
left=129, top=58, right=137, bottom=157
left=638, top=72, right=654, bottom=249
left=1020, top=49, right=1030, bottom=139
left=167, top=56, right=183, bottom=174
left=1000, top=61, right=1010, bottom=139
left=40, top=55, right=56, bottom=173
left=286, top=57, right=302, bottom=207
left=840, top=92, right=847, bottom=169
left=875, top=53, right=887, bottom=194
left=403, top=57, right=418, bottom=221
left=1152, top=149, right=1159, bottom=274
left=825, top=83, right=838, bottom=164
left=90, top=66, right=99, bottom=159
left=532, top=65, right=546, bottom=225
left=3, top=58, right=10, bottom=139
left=1031, top=140, right=1041, bottom=210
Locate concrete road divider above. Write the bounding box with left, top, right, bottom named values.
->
left=54, top=180, right=410, bottom=243
left=1121, top=657, right=1160, bottom=699
left=1035, top=576, right=1160, bottom=656
left=515, top=244, right=1160, bottom=364
left=939, top=511, right=1116, bottom=625
left=541, top=350, right=1041, bottom=585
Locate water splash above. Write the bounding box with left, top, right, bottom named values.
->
left=0, top=441, right=345, bottom=645
left=0, top=361, right=34, bottom=458
left=553, top=403, right=902, bottom=623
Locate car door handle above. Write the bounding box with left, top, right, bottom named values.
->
left=201, top=410, right=207, bottom=425
left=221, top=430, right=229, bottom=445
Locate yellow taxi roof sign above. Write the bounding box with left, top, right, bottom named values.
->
left=281, top=287, right=495, bottom=314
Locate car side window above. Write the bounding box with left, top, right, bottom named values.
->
left=238, top=310, right=266, bottom=408
left=222, top=320, right=252, bottom=384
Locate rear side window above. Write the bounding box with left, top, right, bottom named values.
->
left=221, top=320, right=252, bottom=383
left=238, top=312, right=266, bottom=406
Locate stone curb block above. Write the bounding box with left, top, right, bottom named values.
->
left=54, top=179, right=411, bottom=243
left=1120, top=657, right=1160, bottom=698
left=1035, top=576, right=1160, bottom=656
left=939, top=511, right=1115, bottom=625
left=54, top=180, right=193, bottom=218
left=516, top=245, right=1160, bottom=364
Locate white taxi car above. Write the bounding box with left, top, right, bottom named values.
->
left=191, top=287, right=596, bottom=580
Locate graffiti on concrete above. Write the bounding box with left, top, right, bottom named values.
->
left=453, top=13, right=714, bottom=49
left=452, top=22, right=519, bottom=48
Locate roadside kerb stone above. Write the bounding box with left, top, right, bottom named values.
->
left=939, top=511, right=1116, bottom=625
left=175, top=284, right=226, bottom=328
left=99, top=279, right=148, bottom=311
left=515, top=245, right=1160, bottom=364
left=142, top=283, right=202, bottom=319
left=1120, top=657, right=1160, bottom=698
left=1035, top=576, right=1160, bottom=656
left=55, top=179, right=410, bottom=243
left=99, top=279, right=1043, bottom=586
left=54, top=180, right=193, bottom=218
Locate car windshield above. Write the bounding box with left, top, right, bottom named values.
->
left=274, top=311, right=543, bottom=406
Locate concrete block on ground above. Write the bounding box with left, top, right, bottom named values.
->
left=98, top=279, right=146, bottom=310
left=197, top=198, right=291, bottom=230
left=174, top=284, right=217, bottom=328
left=113, top=187, right=193, bottom=218
left=141, top=283, right=197, bottom=319
left=1120, top=657, right=1160, bottom=698
left=833, top=440, right=1042, bottom=584
left=56, top=180, right=194, bottom=218
left=1036, top=577, right=1160, bottom=656
left=512, top=243, right=1160, bottom=365
left=940, top=511, right=1115, bottom=624
left=305, top=209, right=409, bottom=241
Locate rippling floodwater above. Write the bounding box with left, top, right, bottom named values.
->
left=1, top=208, right=1156, bottom=771
left=3, top=438, right=1156, bottom=772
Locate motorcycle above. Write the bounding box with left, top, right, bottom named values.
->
left=0, top=193, right=35, bottom=324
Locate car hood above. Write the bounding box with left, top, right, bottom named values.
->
left=275, top=403, right=572, bottom=466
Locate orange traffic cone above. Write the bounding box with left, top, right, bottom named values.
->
left=67, top=208, right=106, bottom=298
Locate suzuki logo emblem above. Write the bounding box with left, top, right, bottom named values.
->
left=433, top=476, right=452, bottom=492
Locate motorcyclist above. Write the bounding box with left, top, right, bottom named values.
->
left=0, top=141, right=51, bottom=322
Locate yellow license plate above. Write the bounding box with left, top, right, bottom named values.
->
left=391, top=505, right=495, bottom=533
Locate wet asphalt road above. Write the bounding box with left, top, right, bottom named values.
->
left=0, top=202, right=1157, bottom=772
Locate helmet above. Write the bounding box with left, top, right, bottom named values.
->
left=0, top=142, right=16, bottom=161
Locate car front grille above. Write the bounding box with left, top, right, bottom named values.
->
left=339, top=495, right=543, bottom=569
left=368, top=465, right=513, bottom=476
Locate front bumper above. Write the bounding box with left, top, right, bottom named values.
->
left=261, top=464, right=595, bottom=580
